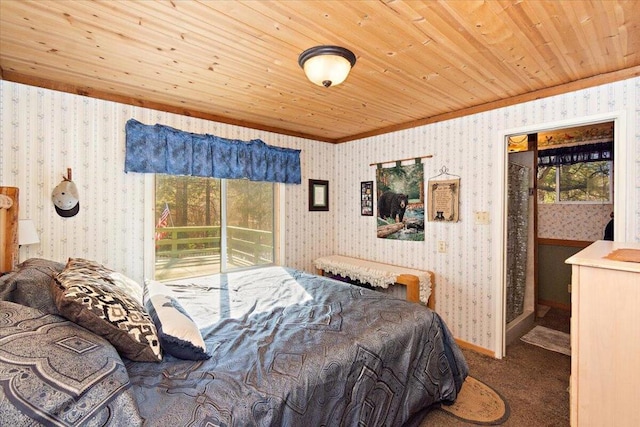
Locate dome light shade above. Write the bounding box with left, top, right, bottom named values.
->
left=298, top=45, right=356, bottom=88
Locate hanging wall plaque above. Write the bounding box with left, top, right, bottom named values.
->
left=427, top=167, right=460, bottom=222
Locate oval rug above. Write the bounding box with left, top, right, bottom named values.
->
left=440, top=376, right=510, bottom=425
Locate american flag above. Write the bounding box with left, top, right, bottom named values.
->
left=158, top=203, right=170, bottom=226
left=155, top=204, right=170, bottom=240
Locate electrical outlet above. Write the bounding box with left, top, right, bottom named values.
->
left=438, top=241, right=447, bottom=253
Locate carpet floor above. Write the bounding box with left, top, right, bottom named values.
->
left=419, top=308, right=571, bottom=426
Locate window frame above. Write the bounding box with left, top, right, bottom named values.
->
left=537, top=160, right=613, bottom=205
left=144, top=175, right=284, bottom=281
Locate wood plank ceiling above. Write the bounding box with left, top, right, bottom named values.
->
left=1, top=0, right=638, bottom=143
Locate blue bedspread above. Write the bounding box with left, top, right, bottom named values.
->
left=125, top=266, right=468, bottom=426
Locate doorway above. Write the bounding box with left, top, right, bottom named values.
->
left=498, top=113, right=626, bottom=357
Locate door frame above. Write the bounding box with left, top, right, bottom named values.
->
left=493, top=111, right=629, bottom=358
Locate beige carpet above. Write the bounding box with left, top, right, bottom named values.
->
left=520, top=325, right=571, bottom=356
left=438, top=376, right=509, bottom=425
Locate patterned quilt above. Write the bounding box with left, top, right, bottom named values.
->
left=0, top=301, right=142, bottom=426
left=125, top=266, right=468, bottom=426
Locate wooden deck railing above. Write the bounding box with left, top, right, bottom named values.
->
left=155, top=225, right=273, bottom=265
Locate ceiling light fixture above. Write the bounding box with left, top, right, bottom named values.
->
left=298, top=45, right=356, bottom=88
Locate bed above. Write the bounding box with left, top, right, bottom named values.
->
left=0, top=258, right=468, bottom=426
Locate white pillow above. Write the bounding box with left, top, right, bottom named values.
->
left=144, top=280, right=209, bottom=360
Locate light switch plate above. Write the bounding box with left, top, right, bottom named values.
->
left=475, top=211, right=490, bottom=224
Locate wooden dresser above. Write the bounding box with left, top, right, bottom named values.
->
left=566, top=240, right=640, bottom=427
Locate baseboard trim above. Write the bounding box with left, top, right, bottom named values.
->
left=537, top=238, right=593, bottom=248
left=538, top=299, right=571, bottom=312
left=455, top=338, right=495, bottom=358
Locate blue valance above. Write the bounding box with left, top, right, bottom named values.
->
left=124, top=119, right=301, bottom=184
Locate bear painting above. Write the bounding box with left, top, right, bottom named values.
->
left=378, top=191, right=409, bottom=223
left=375, top=162, right=424, bottom=240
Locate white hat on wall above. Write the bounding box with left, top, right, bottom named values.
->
left=52, top=178, right=80, bottom=218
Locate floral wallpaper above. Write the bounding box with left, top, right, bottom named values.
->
left=1, top=76, right=638, bottom=355
left=538, top=204, right=614, bottom=241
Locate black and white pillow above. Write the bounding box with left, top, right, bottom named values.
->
left=55, top=258, right=143, bottom=304
left=144, top=280, right=209, bottom=360
left=51, top=258, right=161, bottom=362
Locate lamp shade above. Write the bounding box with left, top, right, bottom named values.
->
left=18, top=219, right=39, bottom=246
left=298, top=45, right=356, bottom=87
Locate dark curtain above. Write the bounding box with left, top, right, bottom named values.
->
left=538, top=142, right=613, bottom=167
left=124, top=119, right=301, bottom=184
left=506, top=162, right=529, bottom=323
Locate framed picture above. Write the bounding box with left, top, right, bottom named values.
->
left=360, top=181, right=373, bottom=216
left=309, top=179, right=329, bottom=211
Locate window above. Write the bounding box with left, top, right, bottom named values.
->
left=537, top=161, right=611, bottom=203
left=225, top=179, right=275, bottom=269
left=154, top=175, right=275, bottom=280
left=536, top=122, right=613, bottom=204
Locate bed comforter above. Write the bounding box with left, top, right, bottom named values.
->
left=125, top=266, right=468, bottom=426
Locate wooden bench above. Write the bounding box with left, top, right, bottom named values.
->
left=314, top=254, right=435, bottom=310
